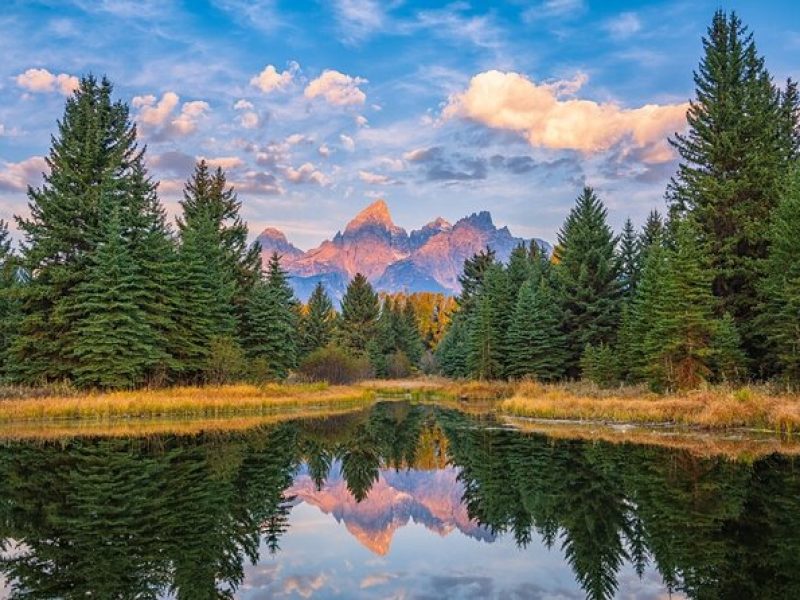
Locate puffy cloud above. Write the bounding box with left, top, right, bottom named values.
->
left=132, top=93, right=209, bottom=137
left=16, top=68, right=79, bottom=95
left=234, top=99, right=254, bottom=110
left=200, top=156, right=245, bottom=170
left=0, top=156, right=48, bottom=191
left=284, top=162, right=330, bottom=186
left=304, top=70, right=367, bottom=106
left=250, top=63, right=296, bottom=93
left=339, top=134, right=355, bottom=151
left=285, top=133, right=309, bottom=145
left=318, top=144, right=331, bottom=157
left=358, top=170, right=395, bottom=185
left=233, top=99, right=260, bottom=129
left=355, top=114, right=369, bottom=127
left=443, top=70, right=687, bottom=159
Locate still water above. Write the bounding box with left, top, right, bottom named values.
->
left=1, top=401, right=798, bottom=599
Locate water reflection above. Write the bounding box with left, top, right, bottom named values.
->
left=0, top=402, right=798, bottom=599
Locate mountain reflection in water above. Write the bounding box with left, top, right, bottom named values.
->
left=0, top=401, right=799, bottom=599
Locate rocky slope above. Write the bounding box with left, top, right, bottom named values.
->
left=257, top=199, right=548, bottom=301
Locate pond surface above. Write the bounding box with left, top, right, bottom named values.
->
left=1, top=401, right=799, bottom=599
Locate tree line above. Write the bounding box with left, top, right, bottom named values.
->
left=437, top=11, right=800, bottom=390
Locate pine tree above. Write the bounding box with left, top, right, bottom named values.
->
left=11, top=76, right=170, bottom=385
left=711, top=313, right=747, bottom=383
left=554, top=187, right=622, bottom=375
left=457, top=248, right=496, bottom=309
left=244, top=253, right=298, bottom=380
left=619, top=218, right=640, bottom=299
left=580, top=343, right=620, bottom=388
left=62, top=204, right=163, bottom=388
left=667, top=10, right=798, bottom=369
left=436, top=313, right=470, bottom=378
left=639, top=210, right=665, bottom=257
left=177, top=161, right=261, bottom=332
left=299, top=282, right=336, bottom=357
left=507, top=243, right=533, bottom=293
left=761, top=171, right=800, bottom=384
left=174, top=214, right=237, bottom=381
left=467, top=292, right=503, bottom=380
left=398, top=301, right=424, bottom=365
left=506, top=279, right=568, bottom=381
left=367, top=297, right=396, bottom=377
left=0, top=220, right=21, bottom=377
left=339, top=273, right=380, bottom=355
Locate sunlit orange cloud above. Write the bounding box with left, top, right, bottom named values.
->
left=443, top=70, right=688, bottom=162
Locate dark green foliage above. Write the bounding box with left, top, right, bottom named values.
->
left=339, top=273, right=380, bottom=355
left=300, top=282, right=336, bottom=357
left=761, top=172, right=800, bottom=385
left=467, top=264, right=511, bottom=379
left=667, top=10, right=800, bottom=369
left=711, top=313, right=747, bottom=383
left=243, top=253, right=298, bottom=380
left=10, top=76, right=174, bottom=385
left=368, top=297, right=424, bottom=378
left=457, top=247, right=496, bottom=308
left=177, top=160, right=261, bottom=328
left=0, top=220, right=21, bottom=377
left=66, top=205, right=164, bottom=389
left=580, top=343, right=620, bottom=388
left=507, top=243, right=533, bottom=292
left=506, top=279, right=568, bottom=381
left=436, top=313, right=470, bottom=378
left=206, top=335, right=246, bottom=384
left=298, top=345, right=373, bottom=384
left=174, top=214, right=237, bottom=382
left=554, top=187, right=622, bottom=375
left=618, top=218, right=640, bottom=299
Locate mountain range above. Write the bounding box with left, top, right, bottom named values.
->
left=256, top=199, right=548, bottom=301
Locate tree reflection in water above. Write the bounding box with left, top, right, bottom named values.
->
left=0, top=402, right=798, bottom=599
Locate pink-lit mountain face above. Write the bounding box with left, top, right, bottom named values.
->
left=286, top=462, right=494, bottom=556
left=256, top=200, right=548, bottom=301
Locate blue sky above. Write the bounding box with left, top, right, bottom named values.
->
left=0, top=1, right=798, bottom=247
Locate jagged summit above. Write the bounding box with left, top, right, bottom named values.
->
left=258, top=200, right=550, bottom=301
left=344, top=199, right=395, bottom=233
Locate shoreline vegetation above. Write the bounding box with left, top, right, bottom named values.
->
left=1, top=378, right=798, bottom=441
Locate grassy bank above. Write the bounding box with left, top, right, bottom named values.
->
left=0, top=382, right=375, bottom=423
left=500, top=381, right=800, bottom=433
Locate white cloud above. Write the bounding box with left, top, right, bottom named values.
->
left=132, top=93, right=210, bottom=137
left=285, top=133, right=308, bottom=145
left=0, top=156, right=48, bottom=192
left=334, top=0, right=385, bottom=43
left=304, top=70, right=367, bottom=106
left=355, top=114, right=368, bottom=127
left=358, top=170, right=394, bottom=185
left=15, top=68, right=79, bottom=95
left=443, top=70, right=687, bottom=160
left=284, top=162, right=330, bottom=186
left=339, top=134, right=355, bottom=151
left=524, top=0, right=585, bottom=21
left=606, top=12, right=642, bottom=39
left=234, top=99, right=254, bottom=110
left=234, top=99, right=259, bottom=128
left=199, top=156, right=245, bottom=170
left=250, top=63, right=297, bottom=93
left=318, top=144, right=331, bottom=157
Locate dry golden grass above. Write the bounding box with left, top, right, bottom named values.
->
left=0, top=383, right=375, bottom=423
left=503, top=417, right=800, bottom=461
left=501, top=382, right=800, bottom=432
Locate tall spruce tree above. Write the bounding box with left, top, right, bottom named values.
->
left=299, top=282, right=336, bottom=357
left=761, top=171, right=800, bottom=384
left=11, top=76, right=171, bottom=385
left=177, top=161, right=261, bottom=331
left=467, top=292, right=503, bottom=380
left=244, top=253, right=298, bottom=380
left=619, top=218, right=640, bottom=300
left=339, top=273, right=380, bottom=355
left=554, top=187, right=622, bottom=375
left=0, top=221, right=20, bottom=377
left=66, top=204, right=162, bottom=389
left=506, top=279, right=568, bottom=381
left=436, top=313, right=470, bottom=378
left=667, top=10, right=799, bottom=369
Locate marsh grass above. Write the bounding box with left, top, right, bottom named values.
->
left=0, top=383, right=374, bottom=423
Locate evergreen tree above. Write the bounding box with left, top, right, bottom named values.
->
left=299, top=282, right=336, bottom=357
left=65, top=205, right=162, bottom=389
left=367, top=297, right=397, bottom=377
left=398, top=301, right=424, bottom=365
left=0, top=221, right=21, bottom=377
left=667, top=10, right=798, bottom=368
left=339, top=273, right=380, bottom=355
left=554, top=187, right=622, bottom=375
left=506, top=279, right=568, bottom=381
left=436, top=313, right=470, bottom=378
left=457, top=248, right=496, bottom=309
left=507, top=243, right=533, bottom=293
left=619, top=218, right=640, bottom=299
left=580, top=343, right=620, bottom=388
left=761, top=171, right=800, bottom=384
left=244, top=253, right=298, bottom=380
left=711, top=313, right=747, bottom=383
left=467, top=292, right=503, bottom=380
left=174, top=213, right=237, bottom=381
left=177, top=161, right=261, bottom=331
left=11, top=76, right=170, bottom=385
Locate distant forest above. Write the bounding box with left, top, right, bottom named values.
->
left=0, top=10, right=798, bottom=391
